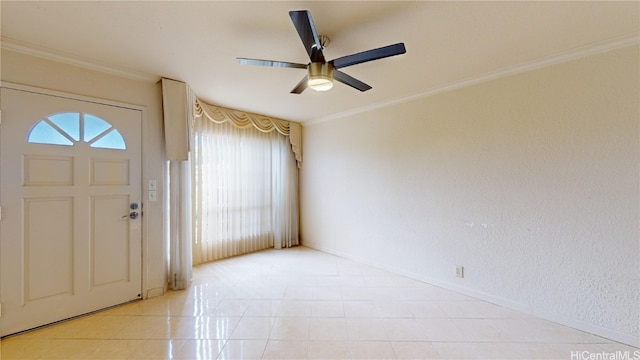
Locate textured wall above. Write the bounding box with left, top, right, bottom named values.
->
left=1, top=49, right=167, bottom=298
left=300, top=46, right=639, bottom=345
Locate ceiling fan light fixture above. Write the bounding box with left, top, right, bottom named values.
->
left=308, top=62, right=334, bottom=91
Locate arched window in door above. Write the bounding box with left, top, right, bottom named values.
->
left=27, top=112, right=126, bottom=150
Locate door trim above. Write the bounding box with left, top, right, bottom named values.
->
left=0, top=81, right=151, bottom=300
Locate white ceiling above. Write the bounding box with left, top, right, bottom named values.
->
left=1, top=1, right=638, bottom=124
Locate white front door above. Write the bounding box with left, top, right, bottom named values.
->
left=0, top=87, right=143, bottom=336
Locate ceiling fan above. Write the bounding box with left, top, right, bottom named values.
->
left=236, top=10, right=406, bottom=94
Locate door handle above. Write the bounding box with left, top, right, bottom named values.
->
left=122, top=211, right=140, bottom=220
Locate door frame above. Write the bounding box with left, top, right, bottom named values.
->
left=0, top=81, right=152, bottom=302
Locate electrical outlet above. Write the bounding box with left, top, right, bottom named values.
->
left=455, top=265, right=464, bottom=278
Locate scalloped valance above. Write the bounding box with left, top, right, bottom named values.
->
left=194, top=98, right=302, bottom=168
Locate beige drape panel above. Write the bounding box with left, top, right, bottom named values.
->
left=162, top=78, right=191, bottom=161
left=194, top=98, right=303, bottom=168
left=161, top=78, right=195, bottom=290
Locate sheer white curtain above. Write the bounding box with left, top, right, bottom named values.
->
left=192, top=117, right=299, bottom=264
left=167, top=159, right=192, bottom=289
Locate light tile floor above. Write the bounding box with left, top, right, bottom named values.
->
left=1, top=247, right=637, bottom=359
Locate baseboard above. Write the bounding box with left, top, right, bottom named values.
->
left=145, top=287, right=165, bottom=299
left=304, top=244, right=639, bottom=348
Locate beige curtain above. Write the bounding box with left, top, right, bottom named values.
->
left=192, top=99, right=301, bottom=264
left=162, top=78, right=192, bottom=161
left=192, top=108, right=299, bottom=264
left=194, top=99, right=302, bottom=168
left=162, top=80, right=303, bottom=276
left=162, top=78, right=196, bottom=290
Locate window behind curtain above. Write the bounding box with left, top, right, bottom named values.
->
left=192, top=118, right=298, bottom=264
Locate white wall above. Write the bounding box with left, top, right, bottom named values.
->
left=1, top=49, right=167, bottom=298
left=300, top=45, right=639, bottom=346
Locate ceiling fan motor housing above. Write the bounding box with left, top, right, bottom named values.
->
left=308, top=62, right=334, bottom=91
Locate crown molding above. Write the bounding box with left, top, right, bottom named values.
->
left=308, top=34, right=640, bottom=126
left=1, top=37, right=160, bottom=83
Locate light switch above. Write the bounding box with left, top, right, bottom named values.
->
left=148, top=190, right=157, bottom=201
left=148, top=179, right=157, bottom=191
